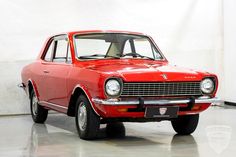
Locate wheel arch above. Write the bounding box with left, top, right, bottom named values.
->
left=27, top=79, right=39, bottom=100
left=67, top=85, right=100, bottom=117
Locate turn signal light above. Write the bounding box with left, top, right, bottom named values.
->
left=192, top=105, right=201, bottom=110
left=117, top=108, right=128, bottom=112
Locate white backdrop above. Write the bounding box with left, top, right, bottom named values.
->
left=0, top=0, right=229, bottom=115
left=223, top=0, right=236, bottom=103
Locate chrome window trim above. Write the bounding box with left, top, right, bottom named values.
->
left=42, top=34, right=72, bottom=64
left=72, top=32, right=167, bottom=62
left=52, top=34, right=72, bottom=64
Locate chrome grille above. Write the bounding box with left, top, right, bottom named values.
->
left=121, top=82, right=202, bottom=97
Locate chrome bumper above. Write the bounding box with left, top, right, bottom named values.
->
left=17, top=83, right=26, bottom=89
left=92, top=97, right=221, bottom=106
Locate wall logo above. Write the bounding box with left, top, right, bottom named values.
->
left=159, top=107, right=167, bottom=115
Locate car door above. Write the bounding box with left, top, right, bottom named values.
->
left=42, top=35, right=72, bottom=110
left=37, top=38, right=55, bottom=101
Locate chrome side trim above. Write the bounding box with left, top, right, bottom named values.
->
left=92, top=97, right=221, bottom=106
left=39, top=101, right=68, bottom=110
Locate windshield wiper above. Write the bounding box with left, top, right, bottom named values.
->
left=120, top=52, right=155, bottom=60
left=78, top=54, right=120, bottom=59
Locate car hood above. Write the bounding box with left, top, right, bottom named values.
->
left=82, top=60, right=209, bottom=82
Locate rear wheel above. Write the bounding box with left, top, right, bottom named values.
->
left=75, top=95, right=100, bottom=140
left=30, top=90, right=48, bottom=123
left=171, top=114, right=199, bottom=135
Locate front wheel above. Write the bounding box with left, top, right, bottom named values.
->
left=171, top=114, right=199, bottom=135
left=30, top=90, right=48, bottom=123
left=75, top=95, right=100, bottom=140
left=106, top=122, right=126, bottom=138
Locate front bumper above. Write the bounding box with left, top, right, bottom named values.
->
left=92, top=96, right=221, bottom=106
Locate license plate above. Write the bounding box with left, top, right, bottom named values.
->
left=144, top=106, right=179, bottom=118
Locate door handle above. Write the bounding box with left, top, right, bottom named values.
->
left=43, top=70, right=50, bottom=74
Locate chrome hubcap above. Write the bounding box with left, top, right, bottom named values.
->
left=32, top=94, right=38, bottom=116
left=78, top=102, right=87, bottom=131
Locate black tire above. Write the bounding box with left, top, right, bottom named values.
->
left=171, top=114, right=199, bottom=135
left=30, top=90, right=48, bottom=123
left=106, top=122, right=126, bottom=138
left=75, top=95, right=100, bottom=140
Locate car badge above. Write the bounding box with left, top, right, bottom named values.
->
left=159, top=107, right=167, bottom=115
left=161, top=74, right=168, bottom=80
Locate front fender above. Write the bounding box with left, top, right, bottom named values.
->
left=72, top=84, right=101, bottom=116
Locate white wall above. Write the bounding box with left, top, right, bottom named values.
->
left=0, top=0, right=224, bottom=115
left=223, top=0, right=236, bottom=102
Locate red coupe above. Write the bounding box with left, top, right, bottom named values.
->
left=20, top=30, right=219, bottom=139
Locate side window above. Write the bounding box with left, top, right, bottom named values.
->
left=53, top=39, right=70, bottom=63
left=44, top=41, right=54, bottom=61
left=133, top=39, right=154, bottom=58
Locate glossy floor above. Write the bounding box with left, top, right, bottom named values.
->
left=0, top=106, right=236, bottom=157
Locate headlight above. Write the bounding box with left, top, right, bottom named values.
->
left=200, top=78, right=215, bottom=94
left=105, top=79, right=121, bottom=96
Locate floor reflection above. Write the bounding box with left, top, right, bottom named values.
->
left=23, top=121, right=199, bottom=157
left=171, top=135, right=199, bottom=157
left=1, top=106, right=234, bottom=157
left=23, top=123, right=79, bottom=157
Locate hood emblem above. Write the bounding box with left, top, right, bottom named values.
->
left=161, top=74, right=168, bottom=80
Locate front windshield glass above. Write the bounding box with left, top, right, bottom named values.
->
left=74, top=33, right=163, bottom=60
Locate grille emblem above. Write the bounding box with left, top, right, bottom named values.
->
left=161, top=74, right=168, bottom=80
left=159, top=107, right=167, bottom=115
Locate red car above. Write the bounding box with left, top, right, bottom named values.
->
left=20, top=30, right=219, bottom=139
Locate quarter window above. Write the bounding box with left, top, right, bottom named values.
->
left=53, top=38, right=71, bottom=63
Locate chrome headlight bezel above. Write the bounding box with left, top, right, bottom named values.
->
left=200, top=78, right=215, bottom=94
left=105, top=78, right=123, bottom=97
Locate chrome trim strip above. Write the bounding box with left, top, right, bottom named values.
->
left=39, top=101, right=68, bottom=110
left=92, top=97, right=221, bottom=106
left=73, top=32, right=166, bottom=62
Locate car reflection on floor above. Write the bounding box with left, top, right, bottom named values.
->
left=23, top=120, right=199, bottom=157
left=2, top=106, right=236, bottom=157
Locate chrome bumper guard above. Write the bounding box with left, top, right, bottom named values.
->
left=92, top=97, right=221, bottom=106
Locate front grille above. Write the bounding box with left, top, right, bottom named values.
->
left=121, top=82, right=202, bottom=97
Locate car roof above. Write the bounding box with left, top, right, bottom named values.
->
left=67, top=30, right=146, bottom=36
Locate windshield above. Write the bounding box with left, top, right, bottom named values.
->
left=73, top=33, right=163, bottom=60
